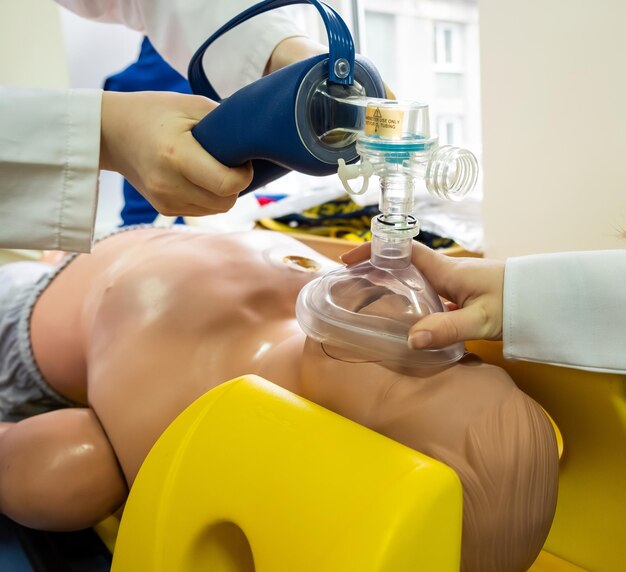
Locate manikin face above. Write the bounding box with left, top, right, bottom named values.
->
left=293, top=277, right=558, bottom=572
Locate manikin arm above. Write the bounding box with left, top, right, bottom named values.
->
left=0, top=408, right=127, bottom=531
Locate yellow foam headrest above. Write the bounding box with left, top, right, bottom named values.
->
left=112, top=375, right=462, bottom=572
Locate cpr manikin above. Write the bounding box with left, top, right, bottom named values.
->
left=0, top=228, right=558, bottom=572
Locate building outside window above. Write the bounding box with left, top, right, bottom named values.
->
left=273, top=0, right=482, bottom=210
left=286, top=0, right=480, bottom=155
left=433, top=22, right=463, bottom=71
left=351, top=0, right=480, bottom=159
left=437, top=115, right=463, bottom=145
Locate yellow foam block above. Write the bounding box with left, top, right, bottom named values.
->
left=112, top=375, right=462, bottom=572
left=529, top=550, right=588, bottom=572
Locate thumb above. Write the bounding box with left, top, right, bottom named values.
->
left=340, top=242, right=371, bottom=265
left=408, top=305, right=486, bottom=349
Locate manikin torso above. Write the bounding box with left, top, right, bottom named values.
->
left=29, top=228, right=558, bottom=572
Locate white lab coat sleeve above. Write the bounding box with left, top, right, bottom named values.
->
left=0, top=87, right=101, bottom=252
left=55, top=0, right=306, bottom=97
left=503, top=250, right=626, bottom=374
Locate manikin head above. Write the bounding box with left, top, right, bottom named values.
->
left=252, top=236, right=557, bottom=570
left=290, top=271, right=559, bottom=572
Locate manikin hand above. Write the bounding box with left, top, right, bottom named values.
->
left=100, top=91, right=253, bottom=216
left=341, top=242, right=505, bottom=349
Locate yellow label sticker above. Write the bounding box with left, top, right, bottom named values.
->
left=364, top=106, right=404, bottom=137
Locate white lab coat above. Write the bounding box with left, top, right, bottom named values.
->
left=0, top=0, right=303, bottom=252
left=503, top=249, right=626, bottom=374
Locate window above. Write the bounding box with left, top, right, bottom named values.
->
left=364, top=11, right=398, bottom=90
left=437, top=116, right=463, bottom=146
left=267, top=0, right=482, bottom=200
left=357, top=0, right=480, bottom=154
left=435, top=73, right=465, bottom=99
left=433, top=22, right=463, bottom=71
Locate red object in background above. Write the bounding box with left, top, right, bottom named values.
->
left=255, top=194, right=288, bottom=206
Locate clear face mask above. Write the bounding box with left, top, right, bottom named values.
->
left=296, top=97, right=477, bottom=368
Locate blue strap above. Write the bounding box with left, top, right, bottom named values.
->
left=188, top=0, right=355, bottom=101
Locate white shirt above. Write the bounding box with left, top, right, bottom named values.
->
left=0, top=0, right=303, bottom=252
left=504, top=250, right=626, bottom=374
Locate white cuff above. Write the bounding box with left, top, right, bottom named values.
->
left=503, top=251, right=626, bottom=374
left=60, top=89, right=102, bottom=252
left=0, top=87, right=101, bottom=252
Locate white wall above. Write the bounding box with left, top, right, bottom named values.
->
left=479, top=0, right=626, bottom=257
left=58, top=8, right=142, bottom=90
left=0, top=0, right=68, bottom=88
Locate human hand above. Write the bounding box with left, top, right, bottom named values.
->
left=266, top=37, right=396, bottom=99
left=99, top=91, right=253, bottom=216
left=340, top=242, right=505, bottom=348
left=264, top=36, right=327, bottom=74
